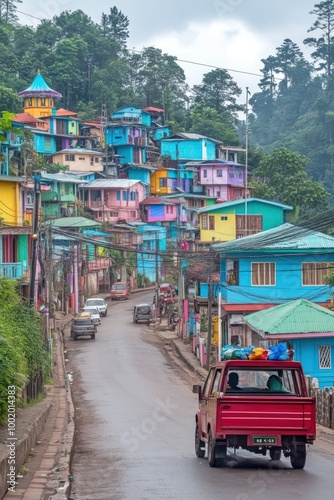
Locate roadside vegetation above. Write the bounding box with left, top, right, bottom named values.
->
left=0, top=278, right=50, bottom=422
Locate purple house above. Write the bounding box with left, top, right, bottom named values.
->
left=139, top=197, right=187, bottom=223
left=198, top=160, right=247, bottom=200
left=80, top=179, right=147, bottom=223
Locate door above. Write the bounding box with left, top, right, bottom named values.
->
left=199, top=368, right=215, bottom=436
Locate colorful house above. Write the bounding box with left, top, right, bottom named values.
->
left=18, top=71, right=63, bottom=119
left=81, top=179, right=146, bottom=223
left=198, top=159, right=247, bottom=200
left=104, top=107, right=151, bottom=165
left=212, top=223, right=334, bottom=346
left=197, top=198, right=293, bottom=245
left=47, top=149, right=103, bottom=172
left=244, top=299, right=334, bottom=389
left=161, top=133, right=221, bottom=162
left=40, top=173, right=84, bottom=219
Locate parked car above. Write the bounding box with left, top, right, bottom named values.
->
left=133, top=303, right=153, bottom=324
left=84, top=297, right=108, bottom=317
left=111, top=282, right=130, bottom=300
left=71, top=313, right=97, bottom=340
left=82, top=306, right=101, bottom=325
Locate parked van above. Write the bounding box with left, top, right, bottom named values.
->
left=111, top=281, right=130, bottom=300
left=133, top=303, right=153, bottom=324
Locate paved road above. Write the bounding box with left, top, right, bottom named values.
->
left=67, top=292, right=334, bottom=500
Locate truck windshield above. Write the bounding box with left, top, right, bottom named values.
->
left=224, top=368, right=299, bottom=395
left=112, top=284, right=126, bottom=290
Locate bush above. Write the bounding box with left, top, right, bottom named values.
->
left=0, top=278, right=50, bottom=422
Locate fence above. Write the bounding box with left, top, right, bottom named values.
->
left=306, top=377, right=334, bottom=430
left=22, top=370, right=44, bottom=404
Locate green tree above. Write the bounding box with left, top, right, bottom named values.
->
left=252, top=147, right=330, bottom=216
left=0, top=86, right=21, bottom=112
left=191, top=68, right=243, bottom=117
left=0, top=0, right=22, bottom=25
left=100, top=6, right=129, bottom=47
left=0, top=111, right=19, bottom=141
left=189, top=105, right=239, bottom=144
left=304, top=0, right=334, bottom=78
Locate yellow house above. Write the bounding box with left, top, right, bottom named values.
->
left=18, top=71, right=63, bottom=119
left=48, top=149, right=103, bottom=172
left=199, top=211, right=236, bottom=244
left=0, top=178, right=21, bottom=226
left=150, top=167, right=173, bottom=195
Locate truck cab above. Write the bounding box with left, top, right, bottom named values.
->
left=193, top=360, right=316, bottom=469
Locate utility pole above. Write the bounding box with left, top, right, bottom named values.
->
left=28, top=173, right=41, bottom=307
left=101, top=103, right=108, bottom=177
left=245, top=87, right=250, bottom=237
left=46, top=225, right=53, bottom=342
left=155, top=233, right=160, bottom=320
left=206, top=278, right=213, bottom=371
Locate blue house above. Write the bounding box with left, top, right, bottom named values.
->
left=160, top=133, right=221, bottom=161
left=105, top=107, right=152, bottom=166
left=211, top=223, right=334, bottom=347
left=244, top=299, right=334, bottom=389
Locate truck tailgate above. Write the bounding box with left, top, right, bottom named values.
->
left=217, top=397, right=316, bottom=433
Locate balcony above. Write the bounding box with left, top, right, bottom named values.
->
left=88, top=258, right=111, bottom=271
left=0, top=262, right=24, bottom=279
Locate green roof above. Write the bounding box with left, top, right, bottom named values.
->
left=212, top=223, right=334, bottom=253
left=197, top=198, right=293, bottom=214
left=46, top=217, right=101, bottom=229
left=244, top=299, right=334, bottom=335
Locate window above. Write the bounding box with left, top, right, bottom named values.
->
left=209, top=216, right=215, bottom=230
left=252, top=262, right=276, bottom=286
left=65, top=154, right=75, bottom=162
left=49, top=99, right=53, bottom=106
left=110, top=210, right=118, bottom=217
left=130, top=211, right=136, bottom=217
left=302, top=262, right=332, bottom=285
left=90, top=157, right=94, bottom=166
left=122, top=191, right=127, bottom=201
left=223, top=368, right=298, bottom=394
left=78, top=157, right=85, bottom=160
left=216, top=169, right=222, bottom=177
left=116, top=190, right=120, bottom=201
left=41, top=97, right=46, bottom=106
left=71, top=122, right=75, bottom=127
left=202, top=214, right=208, bottom=230
left=202, top=369, right=215, bottom=397
left=28, top=98, right=32, bottom=106
left=95, top=157, right=99, bottom=163
left=203, top=170, right=207, bottom=178
left=44, top=137, right=52, bottom=150
left=319, top=345, right=331, bottom=369
left=210, top=369, right=222, bottom=396
left=159, top=178, right=167, bottom=188
left=221, top=216, right=228, bottom=221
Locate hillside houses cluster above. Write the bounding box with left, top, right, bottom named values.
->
left=1, top=72, right=334, bottom=387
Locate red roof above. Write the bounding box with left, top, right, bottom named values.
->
left=143, top=106, right=164, bottom=113
left=56, top=108, right=78, bottom=117
left=83, top=121, right=100, bottom=127
left=13, top=112, right=45, bottom=124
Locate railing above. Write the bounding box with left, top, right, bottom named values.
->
left=0, top=262, right=24, bottom=279
left=88, top=258, right=111, bottom=270
left=84, top=200, right=104, bottom=208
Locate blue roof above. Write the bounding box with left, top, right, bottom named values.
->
left=197, top=198, right=293, bottom=214
left=213, top=223, right=334, bottom=253
left=18, top=72, right=62, bottom=99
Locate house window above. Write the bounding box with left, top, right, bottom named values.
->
left=78, top=157, right=85, bottom=160
left=44, top=136, right=52, bottom=150
left=202, top=215, right=208, bottom=230
left=203, top=170, right=207, bottom=178
left=90, top=157, right=94, bottom=166
left=216, top=169, right=222, bottom=177
left=110, top=210, right=118, bottom=217
left=123, top=191, right=128, bottom=201
left=302, top=262, right=332, bottom=285
left=28, top=98, right=32, bottom=106
left=71, top=122, right=75, bottom=127
left=252, top=262, right=276, bottom=286
left=159, top=178, right=167, bottom=187
left=209, top=216, right=215, bottom=230
left=116, top=190, right=120, bottom=201
left=318, top=345, right=331, bottom=369
left=65, top=154, right=75, bottom=161
left=95, top=157, right=99, bottom=163
left=221, top=216, right=228, bottom=221
left=41, top=97, right=46, bottom=106
left=64, top=184, right=71, bottom=195
left=49, top=99, right=53, bottom=106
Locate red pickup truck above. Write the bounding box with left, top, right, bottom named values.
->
left=193, top=360, right=316, bottom=469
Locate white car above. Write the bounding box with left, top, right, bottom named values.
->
left=82, top=306, right=101, bottom=325
left=84, top=298, right=108, bottom=317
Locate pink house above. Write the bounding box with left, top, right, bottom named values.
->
left=80, top=179, right=146, bottom=223
left=139, top=196, right=187, bottom=223
left=199, top=160, right=247, bottom=201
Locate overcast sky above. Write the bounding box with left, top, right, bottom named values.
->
left=19, top=0, right=319, bottom=101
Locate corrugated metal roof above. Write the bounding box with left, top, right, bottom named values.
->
left=46, top=217, right=101, bottom=228
left=197, top=198, right=293, bottom=214
left=41, top=173, right=86, bottom=184
left=54, top=149, right=101, bottom=155
left=213, top=223, right=334, bottom=252
left=244, top=299, right=334, bottom=335
left=82, top=179, right=144, bottom=188
left=165, top=133, right=223, bottom=144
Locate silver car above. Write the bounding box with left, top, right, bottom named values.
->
left=82, top=306, right=101, bottom=325
left=84, top=298, right=108, bottom=317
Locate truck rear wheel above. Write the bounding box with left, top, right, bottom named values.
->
left=269, top=447, right=282, bottom=460
left=208, top=429, right=217, bottom=467
left=290, top=443, right=306, bottom=469
left=195, top=423, right=205, bottom=458
left=91, top=333, right=96, bottom=339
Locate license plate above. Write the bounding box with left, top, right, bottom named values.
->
left=253, top=437, right=277, bottom=445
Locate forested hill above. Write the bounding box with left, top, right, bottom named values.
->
left=2, top=1, right=334, bottom=204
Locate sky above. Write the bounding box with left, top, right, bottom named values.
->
left=18, top=0, right=319, bottom=103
